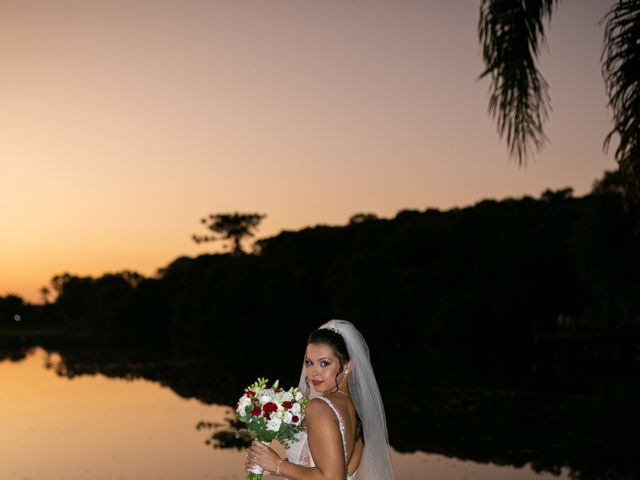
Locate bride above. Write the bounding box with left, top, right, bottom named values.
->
left=245, top=319, right=395, bottom=479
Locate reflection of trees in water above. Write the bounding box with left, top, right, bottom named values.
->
left=2, top=333, right=636, bottom=480
left=202, top=385, right=639, bottom=480
left=408, top=388, right=637, bottom=480
left=197, top=417, right=252, bottom=450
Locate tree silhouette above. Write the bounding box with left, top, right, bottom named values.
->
left=540, top=187, right=573, bottom=202
left=478, top=0, right=640, bottom=206
left=39, top=286, right=51, bottom=305
left=592, top=169, right=625, bottom=195
left=349, top=212, right=379, bottom=224
left=193, top=212, right=266, bottom=255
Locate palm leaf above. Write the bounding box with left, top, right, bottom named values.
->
left=602, top=0, right=640, bottom=207
left=479, top=0, right=561, bottom=164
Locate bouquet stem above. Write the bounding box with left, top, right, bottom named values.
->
left=245, top=440, right=271, bottom=480
left=247, top=463, right=264, bottom=479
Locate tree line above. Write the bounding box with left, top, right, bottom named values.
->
left=2, top=172, right=638, bottom=357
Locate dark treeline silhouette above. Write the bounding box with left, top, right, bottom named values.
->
left=3, top=171, right=638, bottom=347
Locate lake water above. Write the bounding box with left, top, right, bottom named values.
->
left=0, top=347, right=573, bottom=480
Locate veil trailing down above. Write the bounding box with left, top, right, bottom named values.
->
left=285, top=319, right=395, bottom=480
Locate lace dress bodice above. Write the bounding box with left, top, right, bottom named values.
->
left=285, top=396, right=357, bottom=480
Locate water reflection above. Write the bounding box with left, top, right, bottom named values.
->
left=197, top=417, right=252, bottom=450
left=0, top=347, right=243, bottom=480
left=0, top=333, right=638, bottom=480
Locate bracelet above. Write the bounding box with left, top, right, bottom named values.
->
left=276, top=458, right=287, bottom=476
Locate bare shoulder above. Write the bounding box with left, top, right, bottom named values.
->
left=305, top=398, right=333, bottom=415
left=323, top=392, right=350, bottom=407
left=323, top=393, right=354, bottom=415
left=304, top=398, right=338, bottom=425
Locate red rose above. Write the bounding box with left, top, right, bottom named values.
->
left=246, top=391, right=255, bottom=397
left=263, top=402, right=278, bottom=414
left=292, top=415, right=299, bottom=423
left=251, top=407, right=261, bottom=416
left=283, top=401, right=293, bottom=409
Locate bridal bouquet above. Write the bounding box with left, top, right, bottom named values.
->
left=236, top=377, right=308, bottom=480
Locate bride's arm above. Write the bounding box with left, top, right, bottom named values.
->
left=248, top=399, right=345, bottom=480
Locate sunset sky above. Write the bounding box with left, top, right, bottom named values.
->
left=1, top=1, right=616, bottom=303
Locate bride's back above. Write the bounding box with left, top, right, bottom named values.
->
left=324, top=392, right=364, bottom=477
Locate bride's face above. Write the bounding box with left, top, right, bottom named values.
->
left=304, top=342, right=348, bottom=394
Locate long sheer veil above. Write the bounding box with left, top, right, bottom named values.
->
left=290, top=319, right=395, bottom=480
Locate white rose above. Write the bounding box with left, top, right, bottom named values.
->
left=282, top=411, right=293, bottom=424
left=266, top=416, right=282, bottom=432
left=291, top=403, right=301, bottom=414
left=260, top=394, right=271, bottom=404
left=294, top=392, right=303, bottom=401
left=236, top=397, right=252, bottom=415
left=282, top=392, right=294, bottom=402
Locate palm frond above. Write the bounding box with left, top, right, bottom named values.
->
left=602, top=0, right=640, bottom=207
left=479, top=0, right=561, bottom=164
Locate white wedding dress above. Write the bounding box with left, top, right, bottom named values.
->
left=286, top=396, right=357, bottom=480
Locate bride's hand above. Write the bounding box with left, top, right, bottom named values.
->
left=244, top=457, right=272, bottom=476
left=247, top=440, right=282, bottom=474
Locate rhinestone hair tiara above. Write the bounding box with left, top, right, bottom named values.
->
left=321, top=326, right=342, bottom=336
